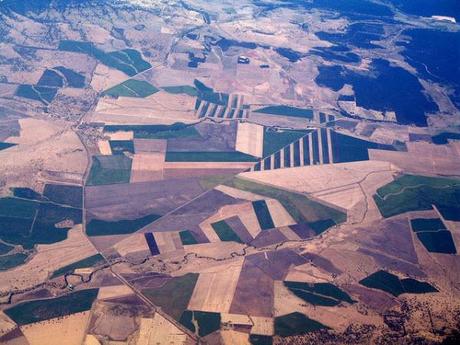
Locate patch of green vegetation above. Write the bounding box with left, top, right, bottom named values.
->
left=224, top=178, right=346, bottom=229
left=359, top=270, right=438, bottom=296
left=250, top=335, right=273, bottom=345
left=179, top=310, right=221, bottom=337
left=0, top=142, right=16, bottom=151
left=194, top=79, right=229, bottom=106
left=0, top=196, right=81, bottom=249
left=162, top=85, right=198, bottom=97
left=0, top=242, right=14, bottom=255
left=50, top=254, right=105, bottom=278
left=59, top=41, right=151, bottom=76
left=284, top=281, right=354, bottom=306
left=86, top=155, right=132, bottom=186
left=54, top=66, right=85, bottom=88
left=263, top=129, right=306, bottom=157
left=410, top=218, right=446, bottom=232
left=86, top=214, right=159, bottom=236
left=4, top=288, right=99, bottom=325
left=275, top=312, right=328, bottom=337
left=11, top=187, right=43, bottom=201
left=165, top=151, right=258, bottom=162
left=416, top=231, right=457, bottom=254
left=374, top=175, right=460, bottom=218
left=104, top=79, right=159, bottom=98
left=104, top=123, right=201, bottom=139
left=254, top=105, right=314, bottom=119
left=16, top=85, right=58, bottom=104
left=252, top=200, right=275, bottom=230
left=211, top=220, right=243, bottom=243
left=179, top=230, right=198, bottom=245
left=143, top=273, right=199, bottom=320
left=0, top=253, right=28, bottom=271
left=109, top=140, right=135, bottom=154
left=307, top=219, right=336, bottom=235
left=198, top=174, right=234, bottom=190
left=37, top=69, right=64, bottom=87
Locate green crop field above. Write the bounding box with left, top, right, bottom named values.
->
left=165, top=151, right=258, bottom=162
left=104, top=123, right=201, bottom=139
left=179, top=230, right=199, bottom=245
left=179, top=310, right=221, bottom=337
left=263, top=129, right=306, bottom=157
left=104, top=79, right=159, bottom=98
left=86, top=214, right=160, bottom=236
left=0, top=196, right=81, bottom=249
left=374, top=175, right=460, bottom=218
left=252, top=200, right=275, bottom=230
left=59, top=40, right=151, bottom=76
left=86, top=155, right=132, bottom=186
left=284, top=281, right=354, bottom=306
left=162, top=85, right=198, bottom=97
left=211, top=220, right=243, bottom=243
left=359, top=270, right=438, bottom=296
left=0, top=242, right=14, bottom=255
left=50, top=254, right=105, bottom=278
left=0, top=253, right=28, bottom=271
left=254, top=105, right=314, bottom=119
left=0, top=142, right=16, bottom=151
left=224, top=177, right=346, bottom=232
left=16, top=85, right=58, bottom=104
left=275, top=312, right=328, bottom=337
left=5, top=288, right=99, bottom=325
left=143, top=273, right=198, bottom=320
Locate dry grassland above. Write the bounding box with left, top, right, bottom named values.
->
left=90, top=64, right=129, bottom=93
left=20, top=311, right=91, bottom=345
left=284, top=263, right=332, bottom=283
left=1, top=118, right=87, bottom=190
left=277, top=226, right=301, bottom=241
left=369, top=142, right=460, bottom=176
left=0, top=312, right=16, bottom=337
left=0, top=225, right=97, bottom=293
left=91, top=92, right=197, bottom=125
left=154, top=232, right=183, bottom=254
left=135, top=314, right=188, bottom=345
left=188, top=260, right=243, bottom=313
left=235, top=122, right=264, bottom=158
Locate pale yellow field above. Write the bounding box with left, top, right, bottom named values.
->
left=265, top=199, right=296, bottom=228
left=20, top=311, right=91, bottom=345
left=0, top=311, right=16, bottom=337
left=135, top=314, right=188, bottom=345
left=153, top=231, right=182, bottom=254
left=91, top=91, right=197, bottom=125
left=214, top=185, right=264, bottom=201
left=284, top=262, right=332, bottom=283
left=107, top=131, right=134, bottom=141
left=97, top=140, right=112, bottom=155
left=130, top=153, right=165, bottom=183
left=0, top=225, right=98, bottom=293
left=221, top=330, right=250, bottom=345
left=221, top=313, right=252, bottom=326
left=235, top=122, right=264, bottom=158
left=83, top=335, right=101, bottom=345
left=250, top=317, right=274, bottom=336
left=277, top=226, right=301, bottom=240
left=114, top=233, right=150, bottom=257
left=98, top=285, right=133, bottom=300
left=188, top=260, right=243, bottom=313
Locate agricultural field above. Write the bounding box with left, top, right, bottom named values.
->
left=1, top=1, right=460, bottom=344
